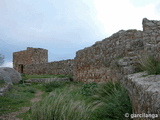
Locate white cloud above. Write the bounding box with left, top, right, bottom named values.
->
left=1, top=62, right=13, bottom=68
left=93, top=0, right=160, bottom=35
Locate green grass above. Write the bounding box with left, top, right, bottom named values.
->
left=138, top=54, right=160, bottom=75
left=22, top=74, right=73, bottom=80
left=31, top=85, right=95, bottom=120
left=17, top=110, right=32, bottom=120
left=80, top=82, right=98, bottom=96
left=43, top=81, right=73, bottom=92
left=0, top=80, right=6, bottom=87
left=0, top=74, right=132, bottom=120
left=18, top=81, right=82, bottom=120
left=0, top=84, right=36, bottom=116
left=0, top=79, right=5, bottom=84
left=91, top=82, right=132, bottom=120
left=0, top=74, right=74, bottom=118
left=30, top=81, right=132, bottom=120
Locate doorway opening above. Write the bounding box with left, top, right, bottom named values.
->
left=19, top=64, right=24, bottom=73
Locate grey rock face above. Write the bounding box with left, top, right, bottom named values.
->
left=0, top=67, right=22, bottom=84
left=121, top=72, right=160, bottom=118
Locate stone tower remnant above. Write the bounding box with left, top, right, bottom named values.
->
left=13, top=47, right=48, bottom=73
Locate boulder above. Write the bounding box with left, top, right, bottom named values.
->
left=0, top=67, right=22, bottom=84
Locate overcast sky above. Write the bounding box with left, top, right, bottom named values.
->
left=0, top=0, right=160, bottom=67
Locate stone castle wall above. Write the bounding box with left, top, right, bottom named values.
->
left=12, top=18, right=160, bottom=118
left=143, top=18, right=160, bottom=58
left=13, top=47, right=73, bottom=76
left=13, top=18, right=160, bottom=81
left=74, top=30, right=143, bottom=82
left=74, top=18, right=160, bottom=119
left=24, top=59, right=74, bottom=75
left=13, top=47, right=48, bottom=73
left=74, top=18, right=160, bottom=83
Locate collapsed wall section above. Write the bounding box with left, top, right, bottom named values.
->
left=74, top=30, right=143, bottom=82
left=24, top=59, right=74, bottom=76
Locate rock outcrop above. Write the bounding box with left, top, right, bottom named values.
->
left=0, top=67, right=21, bottom=96
left=122, top=72, right=160, bottom=120
left=0, top=67, right=22, bottom=84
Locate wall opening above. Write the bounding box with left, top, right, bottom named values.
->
left=19, top=64, right=24, bottom=73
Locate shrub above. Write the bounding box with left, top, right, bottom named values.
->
left=31, top=86, right=96, bottom=120
left=43, top=81, right=71, bottom=92
left=80, top=82, right=98, bottom=96
left=43, top=81, right=61, bottom=92
left=91, top=82, right=132, bottom=120
left=23, top=88, right=36, bottom=93
left=0, top=79, right=5, bottom=84
left=18, top=80, right=24, bottom=84
left=0, top=80, right=5, bottom=87
left=138, top=53, right=160, bottom=75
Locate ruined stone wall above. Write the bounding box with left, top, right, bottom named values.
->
left=74, top=18, right=160, bottom=119
left=24, top=59, right=74, bottom=76
left=74, top=30, right=143, bottom=82
left=13, top=47, right=48, bottom=73
left=143, top=18, right=160, bottom=59
left=13, top=47, right=74, bottom=76
left=74, top=18, right=160, bottom=83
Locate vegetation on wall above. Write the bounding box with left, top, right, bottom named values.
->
left=138, top=53, right=160, bottom=75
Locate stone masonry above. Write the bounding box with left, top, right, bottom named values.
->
left=74, top=18, right=160, bottom=83
left=13, top=47, right=48, bottom=73
left=74, top=18, right=160, bottom=119
left=13, top=47, right=74, bottom=76
left=24, top=59, right=74, bottom=75
left=143, top=18, right=160, bottom=59
left=13, top=18, right=160, bottom=119
left=74, top=29, right=143, bottom=82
